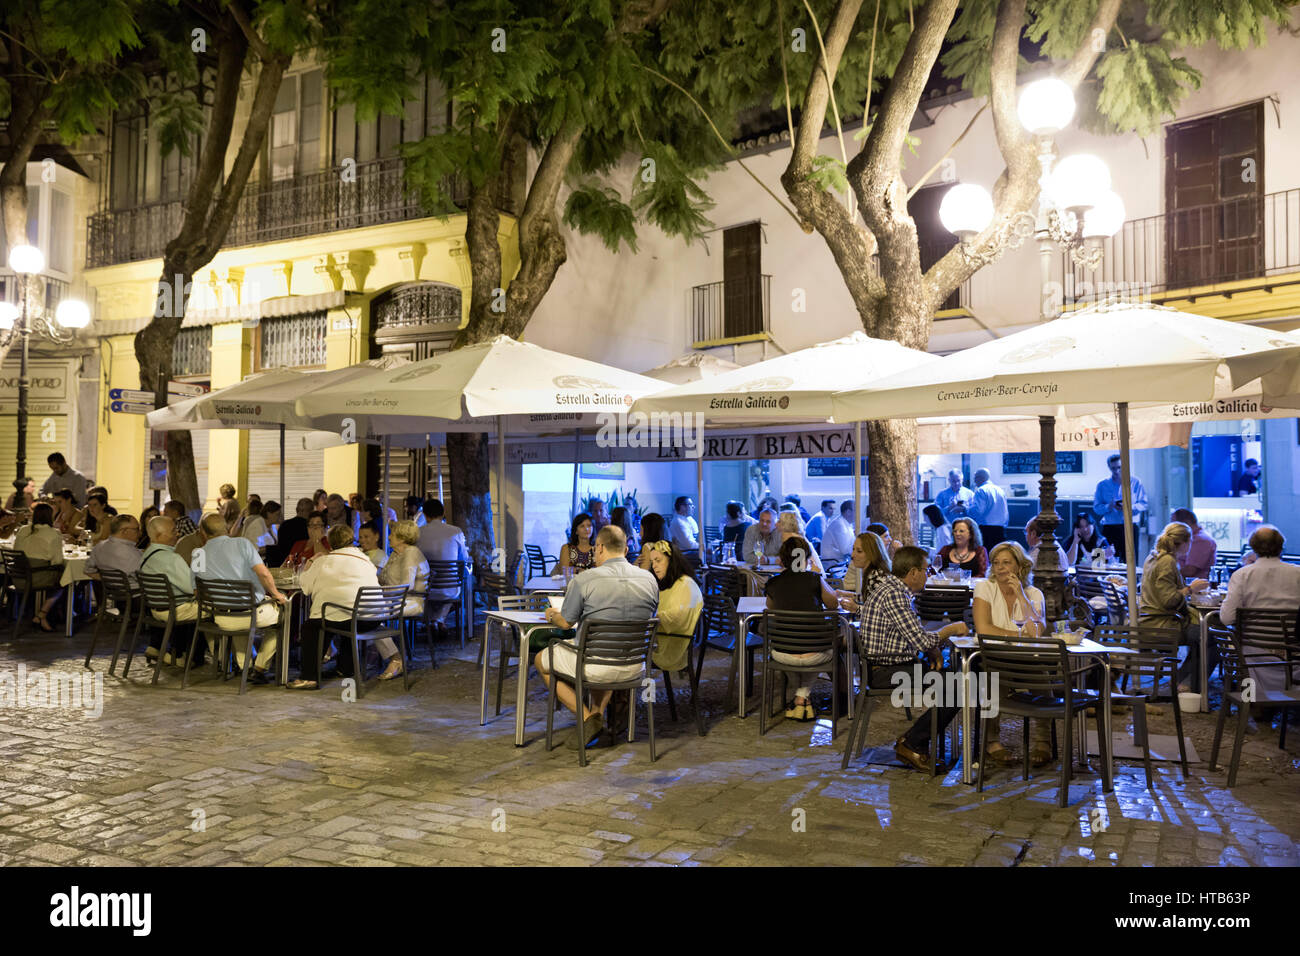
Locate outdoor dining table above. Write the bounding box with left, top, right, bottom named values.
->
left=480, top=607, right=557, bottom=746
left=521, top=575, right=567, bottom=594
left=948, top=634, right=1135, bottom=787
left=0, top=538, right=90, bottom=637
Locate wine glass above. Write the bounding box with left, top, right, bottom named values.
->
left=1027, top=596, right=1044, bottom=637
left=1010, top=599, right=1028, bottom=640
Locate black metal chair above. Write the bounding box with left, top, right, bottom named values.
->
left=1072, top=569, right=1110, bottom=625
left=976, top=633, right=1109, bottom=808
left=84, top=568, right=139, bottom=672
left=319, top=585, right=410, bottom=697
left=1094, top=623, right=1188, bottom=786
left=915, top=586, right=972, bottom=627
left=543, top=617, right=659, bottom=767
left=650, top=615, right=707, bottom=737
left=194, top=579, right=282, bottom=695
left=422, top=558, right=467, bottom=651
left=1101, top=579, right=1129, bottom=625
left=758, top=609, right=844, bottom=739
left=841, top=648, right=946, bottom=775
left=1209, top=608, right=1299, bottom=775
left=131, top=572, right=204, bottom=687
left=2, top=548, right=58, bottom=639
left=692, top=592, right=755, bottom=711
left=702, top=565, right=743, bottom=602
left=524, top=544, right=557, bottom=578
left=481, top=592, right=551, bottom=725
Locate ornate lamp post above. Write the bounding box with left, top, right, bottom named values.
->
left=935, top=78, right=1128, bottom=620
left=1, top=244, right=91, bottom=501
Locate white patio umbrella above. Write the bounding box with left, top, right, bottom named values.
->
left=632, top=331, right=940, bottom=545
left=831, top=304, right=1300, bottom=620
left=146, top=357, right=414, bottom=511
left=296, top=335, right=670, bottom=549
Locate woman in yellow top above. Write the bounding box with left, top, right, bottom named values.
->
left=643, top=540, right=704, bottom=673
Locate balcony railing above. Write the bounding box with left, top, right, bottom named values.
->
left=86, top=157, right=520, bottom=269
left=1062, top=187, right=1300, bottom=303
left=691, top=275, right=771, bottom=344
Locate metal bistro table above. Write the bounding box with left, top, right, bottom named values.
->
left=950, top=634, right=1134, bottom=788
left=481, top=608, right=560, bottom=746
left=1190, top=589, right=1227, bottom=714
left=734, top=595, right=857, bottom=719
left=59, top=547, right=92, bottom=637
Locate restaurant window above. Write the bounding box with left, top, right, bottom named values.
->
left=1165, top=102, right=1264, bottom=289
left=172, top=326, right=212, bottom=377
left=909, top=183, right=961, bottom=311
left=257, top=312, right=327, bottom=369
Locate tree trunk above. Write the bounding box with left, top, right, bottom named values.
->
left=865, top=419, right=917, bottom=546
left=446, top=431, right=496, bottom=570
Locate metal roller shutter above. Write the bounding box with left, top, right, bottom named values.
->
left=0, top=414, right=68, bottom=490
left=247, top=428, right=324, bottom=505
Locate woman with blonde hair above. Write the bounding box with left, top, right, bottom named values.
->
left=1140, top=521, right=1210, bottom=693
left=776, top=510, right=822, bottom=572
left=377, top=519, right=430, bottom=681
left=973, top=541, right=1050, bottom=766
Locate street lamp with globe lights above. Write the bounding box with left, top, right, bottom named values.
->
left=2, top=243, right=92, bottom=503
left=938, top=75, right=1123, bottom=272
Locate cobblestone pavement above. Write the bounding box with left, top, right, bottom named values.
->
left=0, top=630, right=1296, bottom=867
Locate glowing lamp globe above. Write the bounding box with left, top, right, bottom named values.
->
left=1048, top=154, right=1111, bottom=214
left=1082, top=190, right=1126, bottom=239
left=939, top=183, right=995, bottom=240
left=1017, top=78, right=1076, bottom=137
left=55, top=298, right=91, bottom=329
left=8, top=243, right=44, bottom=275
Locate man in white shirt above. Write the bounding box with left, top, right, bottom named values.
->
left=968, top=468, right=1009, bottom=547
left=418, top=498, right=470, bottom=628
left=668, top=496, right=699, bottom=551
left=804, top=499, right=835, bottom=549
left=85, top=513, right=145, bottom=587
left=819, top=500, right=857, bottom=563
left=1218, top=526, right=1300, bottom=710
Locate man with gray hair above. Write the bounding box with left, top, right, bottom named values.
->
left=1219, top=526, right=1299, bottom=627
left=742, top=507, right=784, bottom=564
left=139, top=515, right=204, bottom=665
left=193, top=512, right=289, bottom=684
left=934, top=468, right=973, bottom=523
left=85, top=513, right=144, bottom=587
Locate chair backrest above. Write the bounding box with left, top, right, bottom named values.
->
left=703, top=526, right=721, bottom=547
left=761, top=609, right=840, bottom=656
left=976, top=633, right=1073, bottom=696
left=702, top=565, right=742, bottom=601
left=426, top=559, right=464, bottom=591
left=1101, top=579, right=1128, bottom=624
left=498, top=592, right=550, bottom=613
left=1093, top=623, right=1182, bottom=680
left=524, top=544, right=548, bottom=577
left=508, top=549, right=527, bottom=588
left=478, top=570, right=513, bottom=597
left=195, top=578, right=259, bottom=620
left=1073, top=569, right=1107, bottom=600
left=824, top=561, right=848, bottom=584
left=1209, top=625, right=1246, bottom=692
left=98, top=567, right=137, bottom=604
left=137, top=571, right=183, bottom=614
left=574, top=617, right=658, bottom=671
left=1, top=548, right=31, bottom=578
left=700, top=592, right=736, bottom=640
left=350, top=585, right=409, bottom=622
left=915, top=586, right=971, bottom=624
left=1235, top=607, right=1297, bottom=654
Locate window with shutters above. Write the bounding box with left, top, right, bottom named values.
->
left=172, top=327, right=212, bottom=377
left=691, top=222, right=772, bottom=345
left=1164, top=102, right=1264, bottom=289
left=256, top=312, right=327, bottom=370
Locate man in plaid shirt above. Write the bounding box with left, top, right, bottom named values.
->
left=164, top=500, right=197, bottom=538
left=859, top=546, right=968, bottom=771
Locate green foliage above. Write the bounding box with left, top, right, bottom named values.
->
left=563, top=183, right=638, bottom=253
left=1085, top=41, right=1202, bottom=136
left=807, top=153, right=848, bottom=194
left=1145, top=0, right=1293, bottom=48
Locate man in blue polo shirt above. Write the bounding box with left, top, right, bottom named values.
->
left=193, top=513, right=289, bottom=684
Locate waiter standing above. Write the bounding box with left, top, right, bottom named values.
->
left=1093, top=454, right=1147, bottom=563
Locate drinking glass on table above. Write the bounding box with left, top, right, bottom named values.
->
left=1011, top=599, right=1029, bottom=639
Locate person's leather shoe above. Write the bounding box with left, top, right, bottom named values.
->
left=245, top=668, right=273, bottom=686
left=894, top=737, right=933, bottom=773
left=565, top=714, right=605, bottom=750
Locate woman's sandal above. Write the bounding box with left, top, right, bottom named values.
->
left=378, top=661, right=404, bottom=681
left=33, top=612, right=54, bottom=633
left=286, top=679, right=319, bottom=691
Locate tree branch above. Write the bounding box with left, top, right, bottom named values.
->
left=225, top=0, right=274, bottom=61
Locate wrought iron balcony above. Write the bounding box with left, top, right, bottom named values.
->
left=691, top=275, right=771, bottom=345
left=1061, top=187, right=1300, bottom=305
left=86, top=157, right=520, bottom=269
